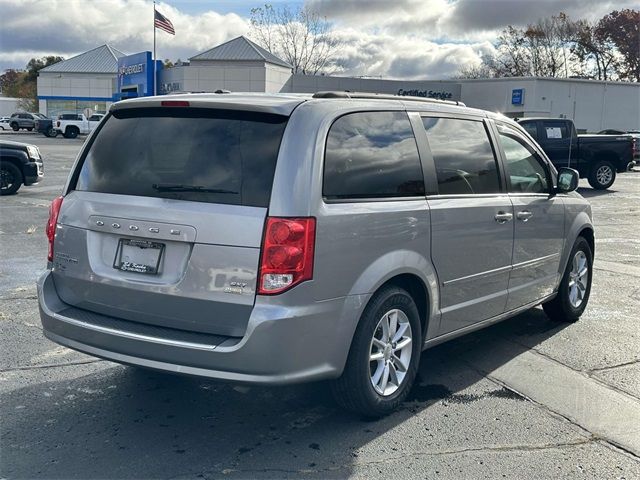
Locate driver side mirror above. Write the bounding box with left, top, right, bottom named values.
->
left=557, top=167, right=579, bottom=193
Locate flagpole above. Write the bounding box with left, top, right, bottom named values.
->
left=153, top=0, right=157, bottom=96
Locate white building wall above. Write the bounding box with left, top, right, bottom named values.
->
left=460, top=78, right=640, bottom=132
left=161, top=61, right=268, bottom=93
left=0, top=97, right=21, bottom=116
left=265, top=64, right=292, bottom=93
left=284, top=74, right=461, bottom=99
left=38, top=72, right=115, bottom=99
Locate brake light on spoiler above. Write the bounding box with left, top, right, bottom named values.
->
left=161, top=100, right=190, bottom=107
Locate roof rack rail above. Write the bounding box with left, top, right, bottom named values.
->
left=312, top=91, right=465, bottom=107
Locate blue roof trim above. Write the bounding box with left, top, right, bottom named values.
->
left=38, top=95, right=114, bottom=101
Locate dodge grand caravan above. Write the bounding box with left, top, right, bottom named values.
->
left=38, top=92, right=594, bottom=416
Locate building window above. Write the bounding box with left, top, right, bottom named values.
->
left=46, top=100, right=107, bottom=119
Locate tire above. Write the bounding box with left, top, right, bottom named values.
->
left=1, top=162, right=23, bottom=195
left=26, top=127, right=33, bottom=131
left=331, top=285, right=422, bottom=417
left=10, top=123, right=19, bottom=132
left=45, top=127, right=58, bottom=138
left=64, top=127, right=78, bottom=139
left=543, top=236, right=593, bottom=323
left=588, top=160, right=616, bottom=189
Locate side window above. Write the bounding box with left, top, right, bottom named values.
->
left=323, top=111, right=425, bottom=199
left=543, top=121, right=569, bottom=140
left=422, top=117, right=501, bottom=195
left=520, top=121, right=538, bottom=140
left=497, top=127, right=549, bottom=194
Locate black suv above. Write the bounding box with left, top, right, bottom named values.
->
left=0, top=140, right=44, bottom=195
left=9, top=112, right=47, bottom=132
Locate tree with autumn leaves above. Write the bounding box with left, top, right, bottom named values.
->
left=458, top=9, right=639, bottom=82
left=0, top=56, right=64, bottom=111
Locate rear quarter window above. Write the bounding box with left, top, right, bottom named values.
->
left=323, top=111, right=425, bottom=199
left=73, top=108, right=288, bottom=207
left=422, top=117, right=501, bottom=195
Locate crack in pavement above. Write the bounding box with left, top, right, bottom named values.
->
left=0, top=359, right=104, bottom=374
left=589, top=359, right=640, bottom=373
left=176, top=438, right=599, bottom=478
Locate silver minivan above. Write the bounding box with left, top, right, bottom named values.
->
left=38, top=92, right=594, bottom=416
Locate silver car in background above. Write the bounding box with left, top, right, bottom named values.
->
left=38, top=92, right=594, bottom=416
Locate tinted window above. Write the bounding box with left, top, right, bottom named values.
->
left=422, top=117, right=500, bottom=195
left=520, top=121, right=538, bottom=139
left=60, top=114, right=80, bottom=120
left=323, top=112, right=424, bottom=199
left=74, top=108, right=288, bottom=207
left=498, top=126, right=549, bottom=193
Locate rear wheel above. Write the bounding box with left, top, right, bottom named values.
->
left=64, top=127, right=78, bottom=139
left=543, top=236, right=592, bottom=322
left=331, top=285, right=422, bottom=417
left=588, top=160, right=616, bottom=189
left=1, top=162, right=22, bottom=195
left=26, top=127, right=33, bottom=131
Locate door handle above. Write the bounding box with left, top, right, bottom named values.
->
left=516, top=210, right=534, bottom=222
left=494, top=211, right=513, bottom=224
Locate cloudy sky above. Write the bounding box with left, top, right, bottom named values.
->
left=0, top=0, right=636, bottom=79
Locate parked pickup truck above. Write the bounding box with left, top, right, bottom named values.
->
left=518, top=118, right=635, bottom=189
left=55, top=113, right=105, bottom=138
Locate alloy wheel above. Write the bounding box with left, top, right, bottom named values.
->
left=569, top=250, right=589, bottom=308
left=369, top=308, right=413, bottom=396
left=596, top=165, right=613, bottom=185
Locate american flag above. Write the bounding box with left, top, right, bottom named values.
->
left=154, top=9, right=175, bottom=35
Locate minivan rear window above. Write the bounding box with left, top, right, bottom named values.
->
left=73, top=108, right=288, bottom=207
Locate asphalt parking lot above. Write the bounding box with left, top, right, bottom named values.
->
left=1, top=131, right=639, bottom=479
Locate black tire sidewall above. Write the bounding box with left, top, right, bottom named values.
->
left=1, top=163, right=22, bottom=195
left=348, top=287, right=422, bottom=415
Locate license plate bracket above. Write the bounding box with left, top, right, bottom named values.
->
left=113, top=238, right=164, bottom=274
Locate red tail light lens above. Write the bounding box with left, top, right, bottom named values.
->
left=46, top=196, right=63, bottom=262
left=258, top=217, right=316, bottom=295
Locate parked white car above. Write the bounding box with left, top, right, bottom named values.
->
left=0, top=117, right=11, bottom=130
left=55, top=113, right=105, bottom=138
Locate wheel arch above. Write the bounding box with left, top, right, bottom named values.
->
left=348, top=250, right=441, bottom=346
left=558, top=210, right=594, bottom=285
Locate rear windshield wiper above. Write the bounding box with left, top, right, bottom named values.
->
left=152, top=184, right=238, bottom=194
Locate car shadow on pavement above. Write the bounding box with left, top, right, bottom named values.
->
left=577, top=187, right=618, bottom=198
left=1, top=308, right=570, bottom=479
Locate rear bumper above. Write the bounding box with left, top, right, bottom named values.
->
left=38, top=270, right=367, bottom=385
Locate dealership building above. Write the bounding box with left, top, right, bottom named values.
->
left=37, top=36, right=640, bottom=132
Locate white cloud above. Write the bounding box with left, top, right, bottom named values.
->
left=0, top=0, right=249, bottom=69
left=1, top=0, right=636, bottom=79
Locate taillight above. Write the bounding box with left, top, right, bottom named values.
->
left=258, top=217, right=316, bottom=295
left=46, top=196, right=63, bottom=262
